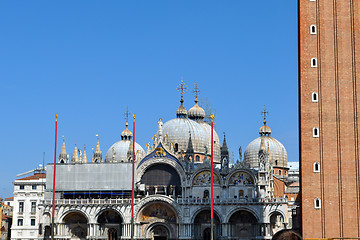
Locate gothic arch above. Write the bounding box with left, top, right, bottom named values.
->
left=191, top=169, right=222, bottom=186
left=226, top=169, right=256, bottom=186
left=135, top=196, right=181, bottom=223
left=191, top=207, right=223, bottom=224
left=268, top=210, right=287, bottom=223
left=146, top=222, right=173, bottom=239
left=225, top=207, right=260, bottom=223
left=136, top=157, right=186, bottom=185
left=60, top=209, right=89, bottom=223
left=95, top=207, right=125, bottom=223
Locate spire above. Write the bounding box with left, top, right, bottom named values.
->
left=71, top=141, right=79, bottom=163
left=176, top=78, right=188, bottom=118
left=186, top=132, right=194, bottom=154
left=92, top=135, right=103, bottom=163
left=259, top=105, right=272, bottom=136
left=82, top=145, right=88, bottom=163
left=221, top=133, right=229, bottom=171
left=221, top=132, right=229, bottom=155
left=188, top=83, right=205, bottom=121
left=58, top=136, right=69, bottom=163
left=121, top=107, right=133, bottom=140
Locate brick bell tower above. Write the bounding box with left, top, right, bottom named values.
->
left=299, top=0, right=360, bottom=238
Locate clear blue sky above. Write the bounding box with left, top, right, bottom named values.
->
left=0, top=1, right=298, bottom=198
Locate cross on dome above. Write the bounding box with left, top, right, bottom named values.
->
left=261, top=105, right=269, bottom=125
left=177, top=78, right=187, bottom=99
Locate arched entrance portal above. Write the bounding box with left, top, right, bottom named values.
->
left=228, top=210, right=258, bottom=239
left=140, top=202, right=177, bottom=239
left=193, top=210, right=221, bottom=240
left=97, top=210, right=123, bottom=239
left=270, top=212, right=285, bottom=235
left=63, top=212, right=88, bottom=240
left=149, top=224, right=169, bottom=240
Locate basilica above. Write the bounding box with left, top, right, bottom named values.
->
left=11, top=82, right=299, bottom=240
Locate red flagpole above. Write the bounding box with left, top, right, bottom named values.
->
left=131, top=114, right=136, bottom=240
left=51, top=114, right=58, bottom=240
left=210, top=114, right=214, bottom=240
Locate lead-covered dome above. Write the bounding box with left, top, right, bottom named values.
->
left=105, top=122, right=145, bottom=163
left=244, top=122, right=287, bottom=169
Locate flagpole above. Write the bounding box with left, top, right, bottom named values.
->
left=131, top=114, right=136, bottom=240
left=51, top=114, right=58, bottom=240
left=210, top=114, right=214, bottom=240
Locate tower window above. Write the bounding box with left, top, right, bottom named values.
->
left=275, top=160, right=278, bottom=165
left=196, top=155, right=200, bottom=162
left=312, top=92, right=318, bottom=102
left=311, top=58, right=318, bottom=67
left=314, top=198, right=321, bottom=209
left=314, top=162, right=320, bottom=172
left=310, top=25, right=317, bottom=34
left=313, top=127, right=319, bottom=138
left=279, top=170, right=282, bottom=175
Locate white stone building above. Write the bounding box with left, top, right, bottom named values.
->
left=11, top=169, right=46, bottom=240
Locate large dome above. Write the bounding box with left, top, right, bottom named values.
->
left=105, top=140, right=145, bottom=163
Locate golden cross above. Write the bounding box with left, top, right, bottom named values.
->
left=193, top=83, right=200, bottom=99
left=124, top=106, right=131, bottom=123
left=177, top=78, right=187, bottom=97
left=261, top=105, right=269, bottom=123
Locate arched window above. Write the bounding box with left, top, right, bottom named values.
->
left=313, top=127, right=319, bottom=138
left=312, top=92, right=318, bottom=102
left=196, top=155, right=200, bottom=162
left=314, top=198, right=321, bottom=209
left=203, top=190, right=209, bottom=199
left=313, top=162, right=320, bottom=172
left=310, top=24, right=317, bottom=34
left=279, top=170, right=282, bottom=175
left=174, top=143, right=178, bottom=153
left=275, top=160, right=278, bottom=165
left=239, top=190, right=244, bottom=198
left=59, top=159, right=64, bottom=164
left=311, top=58, right=318, bottom=67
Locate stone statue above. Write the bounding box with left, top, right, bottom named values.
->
left=204, top=145, right=208, bottom=161
left=158, top=118, right=163, bottom=137
left=78, top=149, right=82, bottom=161
left=112, top=147, right=116, bottom=161
left=239, top=146, right=242, bottom=161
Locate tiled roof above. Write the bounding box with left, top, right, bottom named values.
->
left=16, top=173, right=46, bottom=181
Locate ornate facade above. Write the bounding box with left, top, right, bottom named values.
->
left=12, top=82, right=299, bottom=240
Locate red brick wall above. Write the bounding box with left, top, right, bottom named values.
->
left=299, top=0, right=360, bottom=238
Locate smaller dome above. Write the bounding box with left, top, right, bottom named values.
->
left=176, top=99, right=187, bottom=117
left=188, top=99, right=205, bottom=120
left=259, top=125, right=271, bottom=136
left=121, top=122, right=133, bottom=140
left=105, top=140, right=145, bottom=163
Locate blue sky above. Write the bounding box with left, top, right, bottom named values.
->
left=0, top=1, right=298, bottom=198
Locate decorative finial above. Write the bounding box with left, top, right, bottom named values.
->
left=223, top=132, right=226, bottom=139
left=261, top=105, right=269, bottom=125
left=56, top=114, right=58, bottom=120
left=124, top=106, right=130, bottom=123
left=210, top=114, right=215, bottom=120
left=74, top=140, right=77, bottom=145
left=193, top=83, right=200, bottom=102
left=133, top=114, right=136, bottom=120
left=177, top=78, right=187, bottom=101
left=96, top=134, right=99, bottom=140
